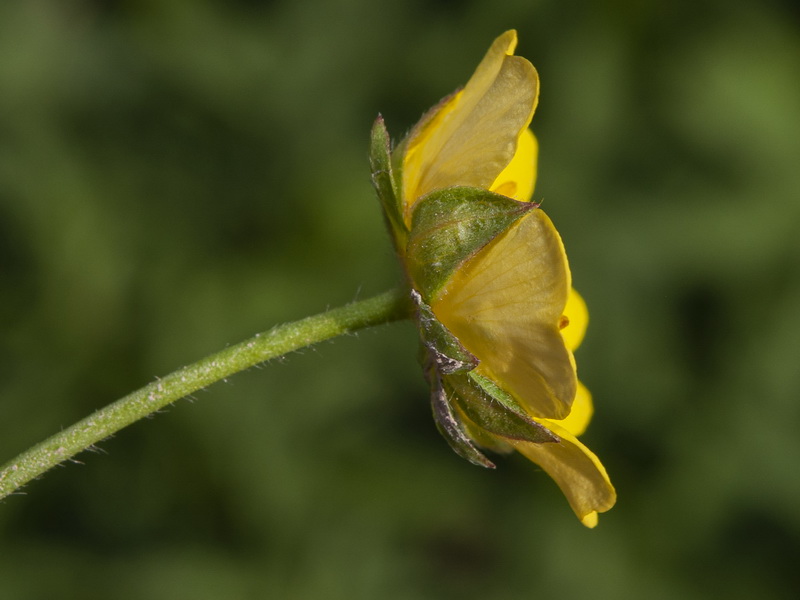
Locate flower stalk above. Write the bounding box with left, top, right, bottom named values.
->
left=0, top=288, right=411, bottom=500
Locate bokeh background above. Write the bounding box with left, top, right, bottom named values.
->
left=2, top=0, right=799, bottom=598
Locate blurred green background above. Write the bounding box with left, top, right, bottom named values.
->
left=2, top=0, right=799, bottom=598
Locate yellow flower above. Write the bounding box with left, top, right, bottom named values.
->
left=400, top=31, right=538, bottom=220
left=371, top=30, right=615, bottom=526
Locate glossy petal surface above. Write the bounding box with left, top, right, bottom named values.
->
left=490, top=128, right=538, bottom=202
left=555, top=380, right=593, bottom=437
left=561, top=288, right=588, bottom=352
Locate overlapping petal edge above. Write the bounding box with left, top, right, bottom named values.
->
left=371, top=30, right=615, bottom=526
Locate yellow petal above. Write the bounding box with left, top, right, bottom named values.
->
left=554, top=380, right=593, bottom=437
left=490, top=128, right=538, bottom=202
left=402, top=30, right=539, bottom=214
left=560, top=288, right=588, bottom=352
left=507, top=422, right=616, bottom=527
left=433, top=209, right=576, bottom=420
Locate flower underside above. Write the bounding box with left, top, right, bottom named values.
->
left=371, top=29, right=616, bottom=527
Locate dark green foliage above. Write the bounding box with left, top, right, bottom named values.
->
left=1, top=1, right=799, bottom=599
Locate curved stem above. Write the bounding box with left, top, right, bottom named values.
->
left=0, top=288, right=412, bottom=500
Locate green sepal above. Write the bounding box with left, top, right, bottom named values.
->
left=369, top=115, right=406, bottom=247
left=412, top=289, right=478, bottom=374
left=406, top=187, right=533, bottom=301
left=447, top=372, right=559, bottom=444
left=428, top=365, right=495, bottom=469
left=459, top=417, right=515, bottom=455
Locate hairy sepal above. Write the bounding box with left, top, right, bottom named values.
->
left=448, top=372, right=559, bottom=444
left=428, top=366, right=495, bottom=469
left=412, top=290, right=478, bottom=375
left=406, top=187, right=532, bottom=300
left=370, top=115, right=406, bottom=248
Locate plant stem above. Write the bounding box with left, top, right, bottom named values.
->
left=0, top=288, right=412, bottom=500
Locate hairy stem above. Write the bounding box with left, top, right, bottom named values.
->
left=0, top=288, right=411, bottom=500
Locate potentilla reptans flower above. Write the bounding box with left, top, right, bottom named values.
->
left=370, top=30, right=616, bottom=527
